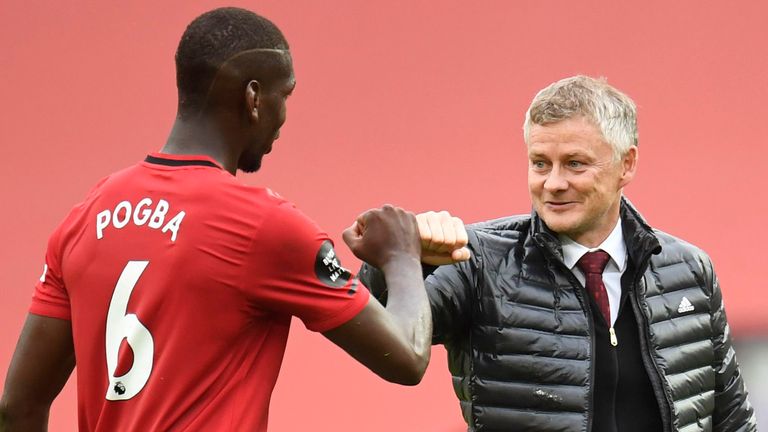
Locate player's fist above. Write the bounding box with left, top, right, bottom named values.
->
left=416, top=211, right=470, bottom=266
left=343, top=205, right=421, bottom=269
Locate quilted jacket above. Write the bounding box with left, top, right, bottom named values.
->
left=359, top=199, right=756, bottom=431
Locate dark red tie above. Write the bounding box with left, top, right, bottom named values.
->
left=576, top=251, right=611, bottom=325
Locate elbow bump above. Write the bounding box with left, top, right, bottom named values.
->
left=383, top=355, right=429, bottom=386
left=391, top=367, right=425, bottom=386
left=401, top=354, right=430, bottom=386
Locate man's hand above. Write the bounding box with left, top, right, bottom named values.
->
left=343, top=205, right=421, bottom=270
left=416, top=211, right=470, bottom=266
left=329, top=205, right=431, bottom=385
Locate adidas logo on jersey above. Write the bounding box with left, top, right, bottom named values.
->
left=677, top=296, right=695, bottom=314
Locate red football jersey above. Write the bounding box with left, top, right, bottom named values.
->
left=30, top=153, right=370, bottom=431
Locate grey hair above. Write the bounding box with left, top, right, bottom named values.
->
left=523, top=75, right=638, bottom=161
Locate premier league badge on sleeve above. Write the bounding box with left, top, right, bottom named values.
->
left=314, top=240, right=353, bottom=288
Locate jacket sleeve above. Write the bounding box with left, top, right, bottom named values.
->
left=358, top=231, right=482, bottom=346
left=704, top=257, right=757, bottom=431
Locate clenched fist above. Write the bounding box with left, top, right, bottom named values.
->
left=416, top=211, right=471, bottom=266
left=343, top=205, right=421, bottom=269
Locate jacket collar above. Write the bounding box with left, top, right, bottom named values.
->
left=530, top=197, right=661, bottom=268
left=618, top=198, right=662, bottom=267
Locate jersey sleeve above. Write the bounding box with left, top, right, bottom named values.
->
left=29, top=176, right=112, bottom=321
left=242, top=200, right=369, bottom=332
left=29, top=223, right=71, bottom=320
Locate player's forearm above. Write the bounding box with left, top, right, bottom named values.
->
left=379, top=254, right=433, bottom=382
left=0, top=315, right=74, bottom=432
left=0, top=400, right=49, bottom=432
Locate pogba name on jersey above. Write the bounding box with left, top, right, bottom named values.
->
left=96, top=198, right=186, bottom=242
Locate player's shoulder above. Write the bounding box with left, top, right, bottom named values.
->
left=191, top=175, right=317, bottom=232
left=244, top=186, right=290, bottom=208
left=260, top=190, right=320, bottom=232
left=245, top=189, right=327, bottom=254
left=44, top=168, right=130, bottom=247
left=65, top=162, right=147, bottom=211
left=63, top=171, right=123, bottom=219
left=223, top=182, right=297, bottom=216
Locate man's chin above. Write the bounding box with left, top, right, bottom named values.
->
left=239, top=166, right=261, bottom=174
left=238, top=155, right=264, bottom=173
left=539, top=212, right=578, bottom=236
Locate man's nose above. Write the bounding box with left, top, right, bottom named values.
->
left=543, top=166, right=568, bottom=192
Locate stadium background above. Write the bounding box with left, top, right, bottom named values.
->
left=1, top=1, right=766, bottom=430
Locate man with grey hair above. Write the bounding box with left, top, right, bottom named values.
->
left=361, top=75, right=756, bottom=431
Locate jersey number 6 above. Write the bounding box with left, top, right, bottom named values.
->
left=105, top=260, right=154, bottom=401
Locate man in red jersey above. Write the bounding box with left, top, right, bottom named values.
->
left=0, top=8, right=468, bottom=431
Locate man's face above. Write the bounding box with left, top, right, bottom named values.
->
left=238, top=60, right=296, bottom=173
left=527, top=116, right=637, bottom=246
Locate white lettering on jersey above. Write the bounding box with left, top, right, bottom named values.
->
left=96, top=198, right=185, bottom=241
left=161, top=211, right=186, bottom=242
left=133, top=198, right=153, bottom=225
left=147, top=200, right=169, bottom=229
left=39, top=263, right=48, bottom=283
left=113, top=201, right=132, bottom=229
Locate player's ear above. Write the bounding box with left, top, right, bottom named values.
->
left=618, top=145, right=638, bottom=188
left=245, top=80, right=261, bottom=123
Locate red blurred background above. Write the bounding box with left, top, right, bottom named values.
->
left=2, top=1, right=766, bottom=430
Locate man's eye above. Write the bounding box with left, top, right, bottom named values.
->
left=567, top=160, right=584, bottom=168
left=531, top=161, right=547, bottom=169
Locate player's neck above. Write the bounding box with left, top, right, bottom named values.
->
left=163, top=117, right=240, bottom=174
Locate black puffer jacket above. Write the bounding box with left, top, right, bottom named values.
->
left=360, top=200, right=756, bottom=431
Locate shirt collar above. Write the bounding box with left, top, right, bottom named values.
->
left=144, top=152, right=224, bottom=170
left=560, top=218, right=627, bottom=272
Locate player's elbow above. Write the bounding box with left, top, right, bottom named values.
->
left=397, top=364, right=427, bottom=386
left=382, top=369, right=423, bottom=386
left=381, top=351, right=430, bottom=386
left=0, top=402, right=6, bottom=430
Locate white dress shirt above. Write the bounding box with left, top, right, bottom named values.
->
left=559, top=219, right=627, bottom=327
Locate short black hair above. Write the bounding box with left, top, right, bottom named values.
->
left=175, top=7, right=289, bottom=115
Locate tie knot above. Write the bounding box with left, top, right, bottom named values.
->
left=576, top=250, right=611, bottom=275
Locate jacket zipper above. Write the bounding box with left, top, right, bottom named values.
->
left=583, top=281, right=597, bottom=432
left=608, top=327, right=618, bottom=346
left=630, top=262, right=675, bottom=432
left=545, top=250, right=596, bottom=432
